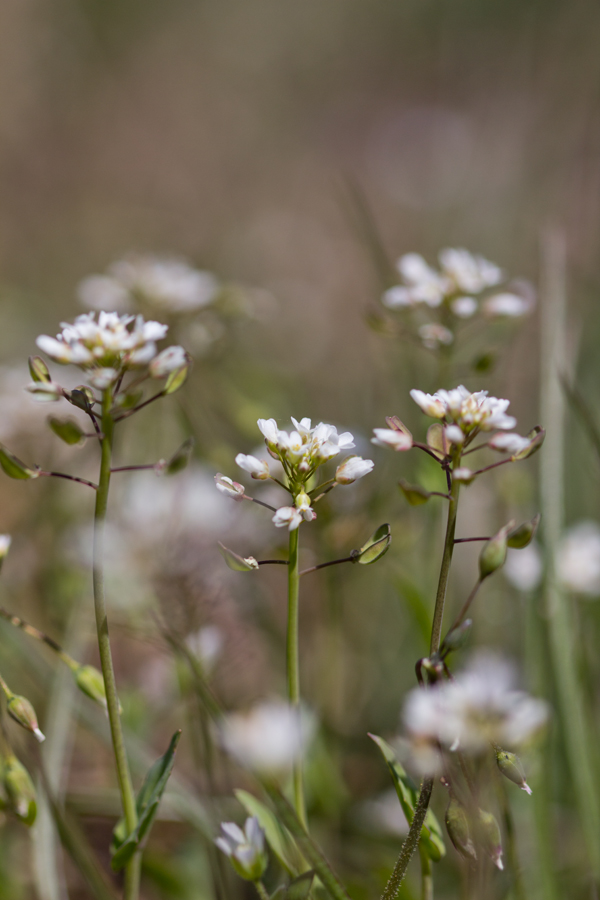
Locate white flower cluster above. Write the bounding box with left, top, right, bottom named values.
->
left=403, top=654, right=548, bottom=771
left=218, top=417, right=374, bottom=531
left=219, top=700, right=315, bottom=776
left=410, top=385, right=517, bottom=437
left=381, top=248, right=533, bottom=350
left=78, top=255, right=220, bottom=314
left=557, top=521, right=600, bottom=596
left=34, top=312, right=186, bottom=391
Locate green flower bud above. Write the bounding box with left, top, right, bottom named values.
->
left=507, top=514, right=541, bottom=549
left=398, top=479, right=431, bottom=506
left=495, top=749, right=532, bottom=795
left=4, top=756, right=37, bottom=826
left=7, top=693, right=45, bottom=742
left=477, top=808, right=503, bottom=870
left=442, top=619, right=472, bottom=654
left=479, top=521, right=515, bottom=580
left=445, top=797, right=477, bottom=862
left=74, top=665, right=108, bottom=711
left=28, top=356, right=51, bottom=383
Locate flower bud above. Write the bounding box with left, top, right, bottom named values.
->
left=453, top=467, right=476, bottom=485
left=479, top=521, right=515, bottom=580
left=507, top=514, right=541, bottom=549
left=28, top=356, right=51, bottom=383
left=335, top=456, right=374, bottom=484
left=235, top=454, right=270, bottom=480
left=149, top=346, right=187, bottom=378
left=398, top=479, right=431, bottom=506
left=74, top=665, right=109, bottom=711
left=48, top=416, right=85, bottom=446
left=476, top=808, right=503, bottom=870
left=441, top=619, right=472, bottom=654
left=3, top=756, right=37, bottom=826
left=495, top=749, right=532, bottom=795
left=445, top=797, right=477, bottom=862
left=0, top=446, right=40, bottom=481
left=7, top=694, right=45, bottom=742
left=214, top=474, right=245, bottom=501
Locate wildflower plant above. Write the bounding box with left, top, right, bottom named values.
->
left=0, top=310, right=191, bottom=899
left=369, top=385, right=547, bottom=897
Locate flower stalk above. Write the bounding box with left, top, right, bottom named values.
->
left=287, top=526, right=306, bottom=828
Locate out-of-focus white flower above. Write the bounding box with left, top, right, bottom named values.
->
left=557, top=521, right=600, bottom=596
left=439, top=248, right=503, bottom=294
left=77, top=275, right=131, bottom=312
left=453, top=467, right=475, bottom=484
left=215, top=473, right=246, bottom=501
left=403, top=653, right=548, bottom=765
left=418, top=323, right=454, bottom=349
left=235, top=454, right=270, bottom=480
left=149, top=345, right=187, bottom=378
left=381, top=286, right=414, bottom=309
left=483, top=293, right=532, bottom=317
left=359, top=789, right=409, bottom=836
left=186, top=626, right=223, bottom=674
left=334, top=456, right=374, bottom=484
left=371, top=428, right=413, bottom=451
left=88, top=368, right=119, bottom=390
left=451, top=296, right=478, bottom=318
left=397, top=253, right=448, bottom=306
left=445, top=424, right=464, bottom=445
left=272, top=506, right=304, bottom=531
left=410, top=386, right=516, bottom=434
left=24, top=382, right=64, bottom=402
left=0, top=535, right=11, bottom=560
left=505, top=543, right=543, bottom=593
left=219, top=700, right=315, bottom=776
left=215, top=817, right=267, bottom=881
left=489, top=433, right=530, bottom=455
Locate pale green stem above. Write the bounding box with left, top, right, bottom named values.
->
left=419, top=846, right=433, bottom=900
left=254, top=882, right=270, bottom=900
left=93, top=389, right=140, bottom=899
left=287, top=527, right=306, bottom=828
left=540, top=228, right=600, bottom=882
left=381, top=472, right=460, bottom=900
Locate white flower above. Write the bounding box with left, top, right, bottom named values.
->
left=257, top=417, right=279, bottom=444
left=489, top=433, right=530, bottom=455
left=149, top=345, right=187, bottom=378
left=411, top=385, right=516, bottom=433
left=219, top=700, right=315, bottom=776
left=77, top=275, right=130, bottom=312
left=108, top=255, right=219, bottom=312
left=235, top=454, right=270, bottom=480
left=418, top=323, right=454, bottom=349
left=371, top=428, right=413, bottom=451
left=504, top=543, right=543, bottom=593
left=397, top=253, right=447, bottom=306
left=214, top=473, right=245, bottom=501
left=453, top=467, right=475, bottom=483
left=483, top=293, right=531, bottom=317
left=294, top=492, right=315, bottom=522
left=557, top=521, right=600, bottom=596
left=185, top=626, right=223, bottom=673
left=0, top=535, right=11, bottom=559
left=451, top=296, right=478, bottom=318
left=257, top=417, right=355, bottom=469
left=272, top=506, right=304, bottom=531
left=25, top=382, right=63, bottom=402
left=36, top=335, right=93, bottom=365
left=215, top=817, right=267, bottom=881
left=381, top=286, right=414, bottom=309
left=439, top=248, right=503, bottom=293
left=88, top=368, right=119, bottom=390
left=403, top=653, right=548, bottom=763
left=445, top=424, right=464, bottom=445
left=335, top=456, right=374, bottom=485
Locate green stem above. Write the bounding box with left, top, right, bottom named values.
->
left=381, top=473, right=460, bottom=900
left=419, top=846, right=433, bottom=900
left=287, top=527, right=306, bottom=828
left=254, top=882, right=270, bottom=900
left=93, top=390, right=139, bottom=899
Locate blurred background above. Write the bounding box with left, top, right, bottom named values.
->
left=1, top=0, right=600, bottom=898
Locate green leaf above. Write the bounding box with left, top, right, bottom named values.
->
left=218, top=542, right=259, bottom=572
left=111, top=731, right=181, bottom=871
left=368, top=734, right=445, bottom=862
left=164, top=364, right=190, bottom=395
left=235, top=789, right=306, bottom=876
left=163, top=438, right=194, bottom=475
left=354, top=524, right=391, bottom=565
left=48, top=417, right=85, bottom=445
left=0, top=445, right=40, bottom=480
left=286, top=871, right=315, bottom=899
left=398, top=479, right=431, bottom=506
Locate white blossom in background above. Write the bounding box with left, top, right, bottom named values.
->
left=219, top=700, right=315, bottom=777
left=418, top=323, right=454, bottom=350
left=0, top=535, right=11, bottom=561
left=359, top=789, right=409, bottom=836
left=185, top=626, right=224, bottom=674
left=403, top=653, right=548, bottom=767
left=557, top=521, right=600, bottom=596
left=215, top=817, right=268, bottom=882
left=78, top=255, right=220, bottom=314
left=488, top=432, right=530, bottom=455
left=410, top=385, right=516, bottom=435
left=439, top=248, right=503, bottom=294
left=505, top=543, right=543, bottom=593
left=483, top=293, right=533, bottom=317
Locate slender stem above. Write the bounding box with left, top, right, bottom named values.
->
left=0, top=607, right=79, bottom=670
left=110, top=464, right=157, bottom=473
left=454, top=536, right=490, bottom=544
left=287, top=527, right=306, bottom=828
left=113, top=391, right=165, bottom=422
left=413, top=442, right=446, bottom=464
left=430, top=474, right=461, bottom=656
left=244, top=496, right=278, bottom=513
left=470, top=458, right=512, bottom=477
left=299, top=556, right=355, bottom=576
left=499, top=782, right=526, bottom=900
left=256, top=559, right=289, bottom=566
left=446, top=579, right=482, bottom=638
left=40, top=471, right=98, bottom=490
left=92, top=390, right=139, bottom=899
left=254, top=882, right=270, bottom=900
left=419, top=846, right=433, bottom=900
left=381, top=779, right=434, bottom=900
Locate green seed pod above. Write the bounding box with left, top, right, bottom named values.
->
left=442, top=619, right=473, bottom=654
left=398, top=479, right=431, bottom=506
left=162, top=437, right=195, bottom=475
left=512, top=426, right=545, bottom=461
left=69, top=387, right=94, bottom=412
left=479, top=521, right=515, bottom=580
left=477, top=808, right=503, bottom=870
left=28, top=356, right=51, bottom=383
left=496, top=749, right=532, bottom=795
left=7, top=694, right=45, bottom=743
left=48, top=417, right=85, bottom=446
left=218, top=542, right=259, bottom=572
left=164, top=363, right=190, bottom=395
left=0, top=445, right=40, bottom=480
left=426, top=423, right=447, bottom=459
left=445, top=797, right=477, bottom=862
left=4, top=756, right=37, bottom=826
left=507, top=514, right=541, bottom=549
left=74, top=665, right=108, bottom=711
